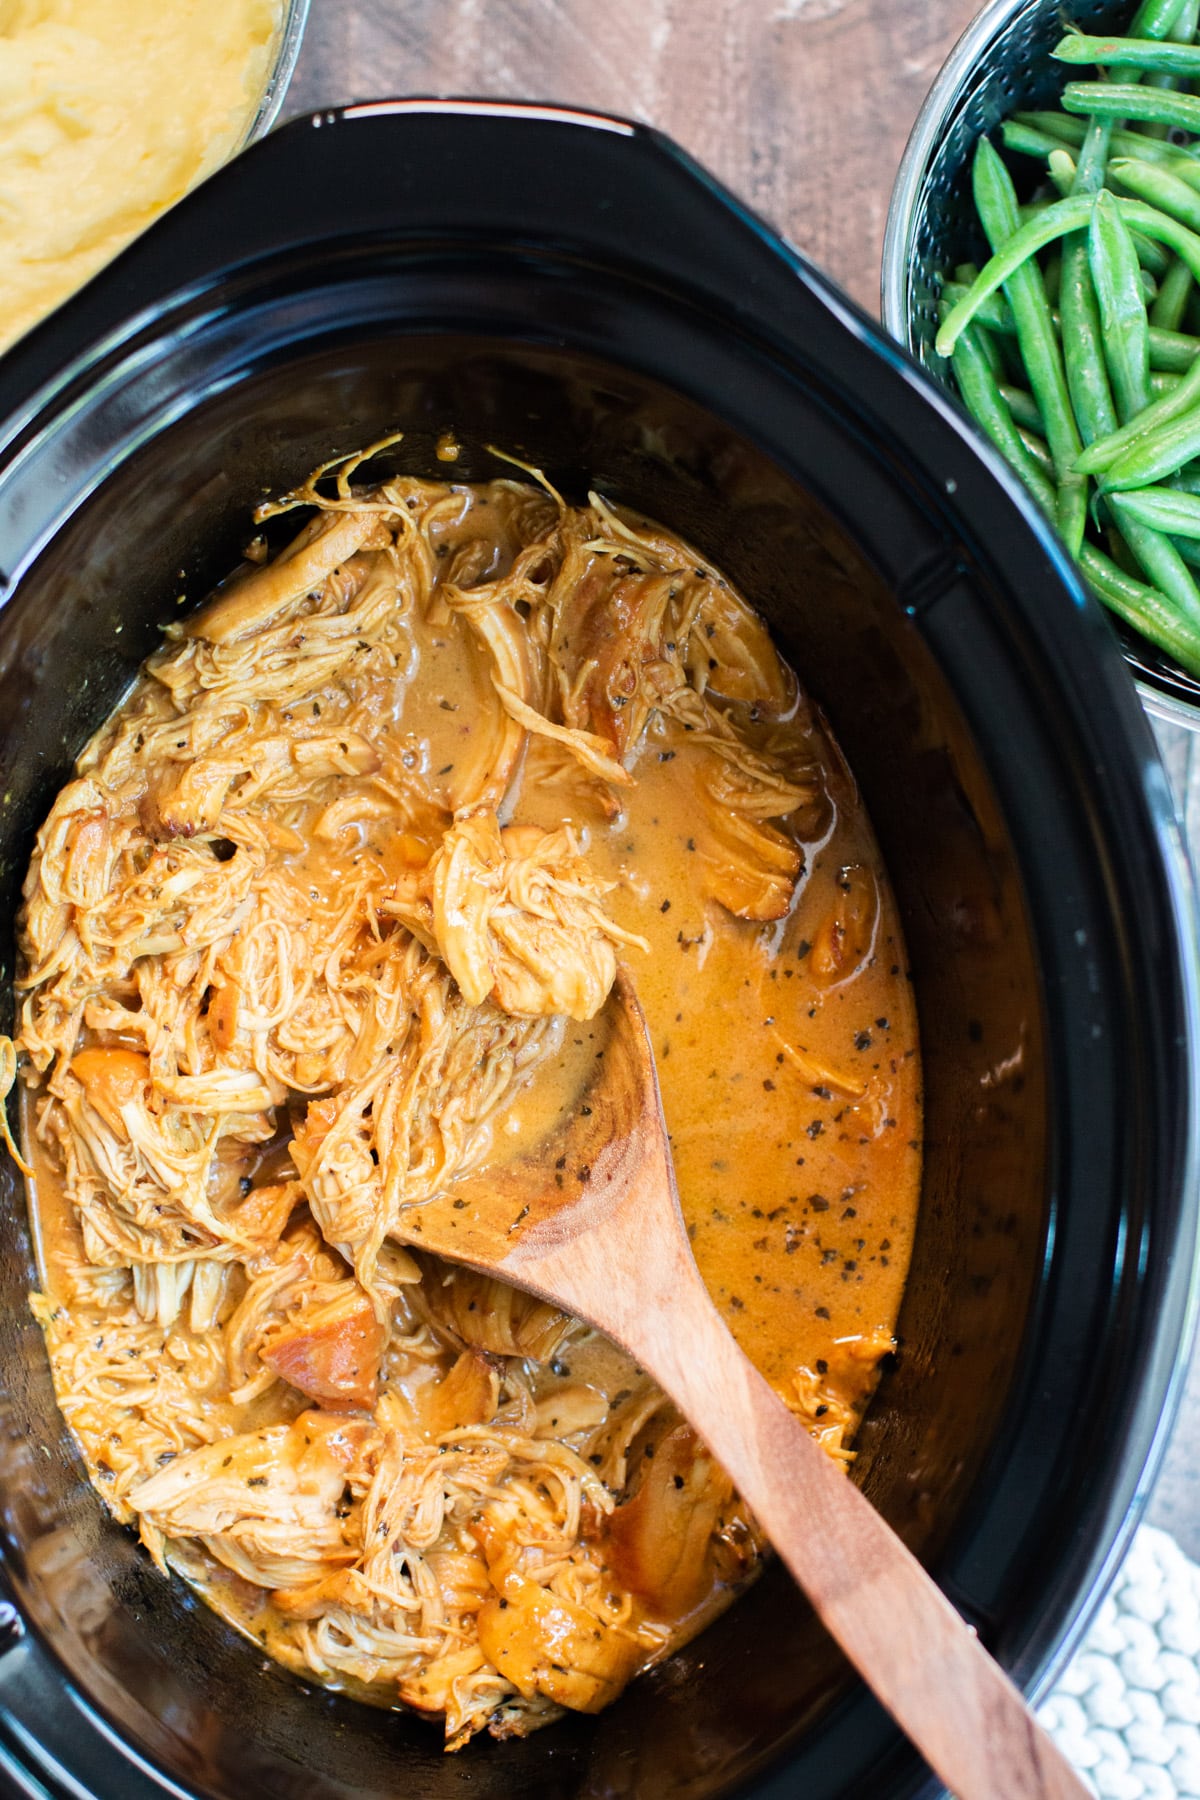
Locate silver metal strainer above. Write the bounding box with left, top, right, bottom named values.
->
left=881, top=0, right=1200, bottom=729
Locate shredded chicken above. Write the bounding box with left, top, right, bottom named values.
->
left=385, top=811, right=648, bottom=1020
left=0, top=452, right=905, bottom=1754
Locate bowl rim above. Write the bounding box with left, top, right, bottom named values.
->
left=878, top=0, right=1200, bottom=732
left=241, top=0, right=312, bottom=149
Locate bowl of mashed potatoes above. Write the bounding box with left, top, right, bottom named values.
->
left=0, top=0, right=309, bottom=356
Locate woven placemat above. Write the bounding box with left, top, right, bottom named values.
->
left=1039, top=1526, right=1200, bottom=1798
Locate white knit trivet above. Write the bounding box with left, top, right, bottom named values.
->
left=1039, top=1526, right=1200, bottom=1798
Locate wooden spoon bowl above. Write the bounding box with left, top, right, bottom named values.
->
left=391, top=970, right=1089, bottom=1800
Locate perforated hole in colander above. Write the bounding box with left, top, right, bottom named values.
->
left=894, top=0, right=1200, bottom=717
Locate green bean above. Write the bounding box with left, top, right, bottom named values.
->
left=1117, top=129, right=1196, bottom=169
left=942, top=276, right=1200, bottom=362
left=975, top=320, right=1007, bottom=381
left=999, top=384, right=1045, bottom=432
left=1052, top=151, right=1170, bottom=269
left=1073, top=118, right=1111, bottom=197
left=1107, top=492, right=1200, bottom=619
left=1172, top=0, right=1200, bottom=41
left=1044, top=250, right=1064, bottom=303
left=935, top=192, right=1200, bottom=355
left=1101, top=398, right=1200, bottom=488
left=1164, top=157, right=1200, bottom=194
left=1047, top=149, right=1077, bottom=199
left=1150, top=255, right=1194, bottom=326
left=1171, top=460, right=1200, bottom=488
left=1109, top=484, right=1200, bottom=534
left=1118, top=518, right=1200, bottom=629
left=944, top=276, right=1200, bottom=368
left=1134, top=230, right=1172, bottom=275
left=938, top=282, right=1012, bottom=338
left=944, top=319, right=1058, bottom=517
left=1109, top=157, right=1200, bottom=233
left=1076, top=346, right=1200, bottom=470
left=936, top=196, right=1092, bottom=353
left=1060, top=121, right=1120, bottom=455
left=1018, top=426, right=1056, bottom=479
left=1059, top=0, right=1191, bottom=132
left=1013, top=111, right=1200, bottom=161
left=1003, top=120, right=1078, bottom=163
left=1165, top=0, right=1200, bottom=71
left=1153, top=368, right=1186, bottom=391
left=1060, top=238, right=1119, bottom=446
left=1052, top=34, right=1200, bottom=76
left=1058, top=120, right=1115, bottom=454
left=1172, top=536, right=1200, bottom=568
left=1151, top=323, right=1200, bottom=367
left=1077, top=542, right=1200, bottom=674
left=1109, top=525, right=1145, bottom=579
left=1138, top=84, right=1180, bottom=145
left=1090, top=191, right=1153, bottom=421
left=971, top=138, right=1087, bottom=550
left=1015, top=111, right=1089, bottom=144
left=1062, top=81, right=1200, bottom=135
left=1131, top=0, right=1190, bottom=34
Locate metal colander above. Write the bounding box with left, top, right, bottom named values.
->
left=881, top=0, right=1200, bottom=728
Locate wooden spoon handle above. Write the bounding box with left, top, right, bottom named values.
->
left=625, top=1264, right=1089, bottom=1800
left=488, top=977, right=1087, bottom=1796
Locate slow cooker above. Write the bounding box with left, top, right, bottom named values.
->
left=0, top=102, right=1195, bottom=1799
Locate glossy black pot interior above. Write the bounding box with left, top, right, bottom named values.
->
left=0, top=103, right=1195, bottom=1800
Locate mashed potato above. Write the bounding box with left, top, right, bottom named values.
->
left=0, top=0, right=284, bottom=354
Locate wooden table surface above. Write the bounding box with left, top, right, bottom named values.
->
left=285, top=0, right=1200, bottom=1555
left=288, top=0, right=982, bottom=313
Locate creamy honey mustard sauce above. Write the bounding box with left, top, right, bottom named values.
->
left=509, top=661, right=920, bottom=1402
left=0, top=0, right=284, bottom=354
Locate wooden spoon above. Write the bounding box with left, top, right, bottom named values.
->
left=394, top=970, right=1089, bottom=1800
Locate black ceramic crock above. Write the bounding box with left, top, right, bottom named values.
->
left=0, top=101, right=1196, bottom=1800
